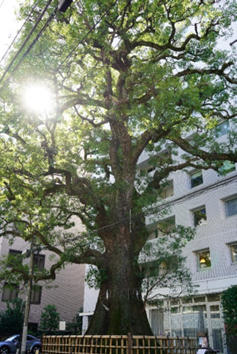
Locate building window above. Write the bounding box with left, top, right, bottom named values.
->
left=30, top=286, right=42, bottom=304
left=225, top=197, right=237, bottom=217
left=9, top=249, right=22, bottom=256
left=146, top=264, right=159, bottom=278
left=158, top=216, right=176, bottom=237
left=33, top=254, right=45, bottom=270
left=148, top=227, right=158, bottom=240
left=207, top=294, right=220, bottom=302
left=141, top=261, right=167, bottom=278
left=149, top=294, right=223, bottom=351
left=160, top=180, right=174, bottom=198
left=193, top=207, right=207, bottom=226
left=219, top=160, right=235, bottom=175
left=215, top=120, right=230, bottom=138
left=147, top=216, right=175, bottom=240
left=190, top=171, right=203, bottom=188
left=197, top=250, right=211, bottom=269
left=2, top=283, right=19, bottom=301
left=210, top=305, right=220, bottom=319
left=230, top=244, right=237, bottom=263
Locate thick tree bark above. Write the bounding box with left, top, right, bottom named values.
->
left=86, top=270, right=153, bottom=335
left=84, top=119, right=154, bottom=334
left=86, top=287, right=152, bottom=335
left=86, top=223, right=153, bottom=335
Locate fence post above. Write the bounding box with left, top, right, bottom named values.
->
left=127, top=333, right=132, bottom=354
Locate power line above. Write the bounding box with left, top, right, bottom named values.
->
left=0, top=0, right=41, bottom=66
left=54, top=1, right=117, bottom=73
left=0, top=0, right=54, bottom=89
left=3, top=172, right=237, bottom=252
left=0, top=0, right=115, bottom=90
left=56, top=172, right=237, bottom=242
left=8, top=8, right=57, bottom=81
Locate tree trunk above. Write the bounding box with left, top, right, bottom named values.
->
left=86, top=278, right=153, bottom=335
left=86, top=225, right=153, bottom=335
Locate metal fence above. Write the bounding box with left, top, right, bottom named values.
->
left=42, top=333, right=199, bottom=354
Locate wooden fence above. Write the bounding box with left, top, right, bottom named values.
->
left=42, top=334, right=199, bottom=354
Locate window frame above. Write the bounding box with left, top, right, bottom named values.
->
left=225, top=197, right=237, bottom=218
left=160, top=180, right=174, bottom=198
left=230, top=243, right=237, bottom=263
left=193, top=206, right=207, bottom=227
left=30, top=285, right=42, bottom=304
left=215, top=120, right=230, bottom=138
left=9, top=249, right=22, bottom=256
left=2, top=283, right=19, bottom=302
left=33, top=254, right=45, bottom=270
left=148, top=227, right=159, bottom=240
left=157, top=216, right=176, bottom=237
left=147, top=216, right=176, bottom=240
left=218, top=160, right=235, bottom=175
left=196, top=249, right=211, bottom=270
left=140, top=261, right=167, bottom=278
left=190, top=170, right=203, bottom=188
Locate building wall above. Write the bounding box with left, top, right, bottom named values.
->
left=140, top=130, right=237, bottom=352
left=151, top=168, right=237, bottom=287
left=0, top=236, right=85, bottom=329
left=145, top=167, right=237, bottom=353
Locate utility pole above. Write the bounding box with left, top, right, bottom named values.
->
left=21, top=237, right=34, bottom=354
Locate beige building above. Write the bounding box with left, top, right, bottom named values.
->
left=0, top=235, right=85, bottom=333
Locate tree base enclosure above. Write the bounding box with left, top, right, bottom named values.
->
left=42, top=333, right=198, bottom=354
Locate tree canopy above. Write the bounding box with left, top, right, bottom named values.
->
left=221, top=286, right=237, bottom=353
left=39, top=304, right=60, bottom=332
left=0, top=0, right=237, bottom=334
left=221, top=285, right=237, bottom=338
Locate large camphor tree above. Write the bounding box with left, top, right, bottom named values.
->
left=0, top=0, right=237, bottom=335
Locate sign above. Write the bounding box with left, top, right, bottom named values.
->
left=59, top=321, right=66, bottom=331
left=198, top=336, right=208, bottom=347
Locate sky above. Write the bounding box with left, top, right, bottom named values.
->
left=0, top=0, right=21, bottom=60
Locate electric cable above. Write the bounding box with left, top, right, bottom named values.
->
left=54, top=0, right=117, bottom=73
left=0, top=0, right=115, bottom=90
left=86, top=172, right=237, bottom=236
left=50, top=172, right=237, bottom=243
left=0, top=0, right=41, bottom=66
left=1, top=169, right=236, bottom=250
left=8, top=8, right=57, bottom=80
left=0, top=0, right=54, bottom=88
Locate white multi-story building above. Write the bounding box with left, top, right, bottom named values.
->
left=81, top=120, right=237, bottom=353
left=0, top=235, right=85, bottom=333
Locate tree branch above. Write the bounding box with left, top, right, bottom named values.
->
left=175, top=62, right=237, bottom=83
